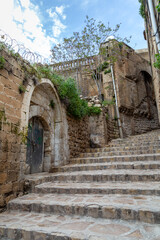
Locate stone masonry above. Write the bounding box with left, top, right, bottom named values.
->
left=0, top=48, right=107, bottom=210
left=0, top=130, right=160, bottom=239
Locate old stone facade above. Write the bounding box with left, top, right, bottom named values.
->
left=52, top=41, right=160, bottom=137
left=0, top=48, right=108, bottom=209
left=144, top=0, right=160, bottom=120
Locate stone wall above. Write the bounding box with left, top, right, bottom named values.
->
left=0, top=49, right=25, bottom=210
left=106, top=119, right=119, bottom=141
left=0, top=49, right=109, bottom=209
left=67, top=111, right=108, bottom=158
left=144, top=0, right=160, bottom=121
left=113, top=47, right=160, bottom=136
left=67, top=116, right=90, bottom=158
left=120, top=110, right=159, bottom=137
left=89, top=112, right=108, bottom=148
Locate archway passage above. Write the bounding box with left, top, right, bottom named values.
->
left=21, top=79, right=69, bottom=175
left=26, top=117, right=44, bottom=174
left=136, top=71, right=157, bottom=120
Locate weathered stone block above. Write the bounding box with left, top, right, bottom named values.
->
left=0, top=173, right=7, bottom=184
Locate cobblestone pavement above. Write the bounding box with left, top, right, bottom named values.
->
left=1, top=130, right=160, bottom=239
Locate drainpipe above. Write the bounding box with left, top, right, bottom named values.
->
left=110, top=64, right=123, bottom=139
left=148, top=0, right=160, bottom=50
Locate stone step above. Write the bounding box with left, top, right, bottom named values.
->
left=1, top=211, right=160, bottom=240
left=110, top=133, right=160, bottom=142
left=8, top=193, right=160, bottom=224
left=70, top=153, right=160, bottom=164
left=111, top=136, right=160, bottom=142
left=35, top=181, right=160, bottom=196
left=29, top=169, right=160, bottom=183
left=85, top=144, right=160, bottom=153
left=107, top=140, right=160, bottom=147
left=79, top=149, right=160, bottom=158
left=54, top=161, right=160, bottom=173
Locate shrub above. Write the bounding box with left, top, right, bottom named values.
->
left=102, top=98, right=115, bottom=106
left=154, top=52, right=160, bottom=69
left=18, top=84, right=26, bottom=94
left=104, top=69, right=111, bottom=74
left=0, top=56, right=5, bottom=69
left=88, top=106, right=102, bottom=116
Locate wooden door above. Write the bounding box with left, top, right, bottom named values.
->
left=26, top=117, right=44, bottom=174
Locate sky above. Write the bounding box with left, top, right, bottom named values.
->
left=0, top=0, right=147, bottom=61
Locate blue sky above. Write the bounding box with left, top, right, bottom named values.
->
left=0, top=0, right=147, bottom=60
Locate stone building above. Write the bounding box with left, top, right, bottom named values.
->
left=143, top=0, right=160, bottom=120
left=0, top=47, right=107, bottom=209
left=0, top=27, right=160, bottom=209
left=52, top=40, right=159, bottom=137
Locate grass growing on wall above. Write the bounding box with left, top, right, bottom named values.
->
left=0, top=44, right=102, bottom=119
left=0, top=55, right=5, bottom=69
left=154, top=52, right=160, bottom=69
left=36, top=65, right=102, bottom=119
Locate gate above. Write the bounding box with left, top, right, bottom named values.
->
left=26, top=117, right=44, bottom=174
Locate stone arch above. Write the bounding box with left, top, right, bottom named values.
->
left=136, top=71, right=157, bottom=118
left=21, top=78, right=69, bottom=174
left=132, top=70, right=159, bottom=131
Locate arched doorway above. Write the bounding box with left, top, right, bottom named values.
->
left=20, top=78, right=69, bottom=175
left=136, top=71, right=158, bottom=120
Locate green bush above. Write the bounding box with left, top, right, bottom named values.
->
left=102, top=98, right=115, bottom=106
left=18, top=84, right=26, bottom=94
left=156, top=3, right=160, bottom=12
left=37, top=66, right=90, bottom=118
left=104, top=69, right=111, bottom=74
left=0, top=56, right=5, bottom=69
left=97, top=61, right=109, bottom=72
left=154, top=52, right=160, bottom=69
left=27, top=65, right=102, bottom=119
left=88, top=106, right=102, bottom=116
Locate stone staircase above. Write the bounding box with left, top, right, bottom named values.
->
left=1, top=130, right=160, bottom=239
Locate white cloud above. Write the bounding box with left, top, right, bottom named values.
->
left=56, top=6, right=64, bottom=15
left=47, top=6, right=67, bottom=38
left=19, top=0, right=30, bottom=8
left=0, top=0, right=56, bottom=60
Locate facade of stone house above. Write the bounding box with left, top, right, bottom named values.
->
left=52, top=40, right=160, bottom=137
left=143, top=0, right=160, bottom=120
